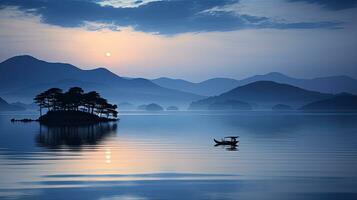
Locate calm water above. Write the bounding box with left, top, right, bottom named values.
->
left=0, top=111, right=357, bottom=200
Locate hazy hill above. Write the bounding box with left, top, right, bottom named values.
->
left=0, top=55, right=118, bottom=92
left=11, top=102, right=38, bottom=110
left=152, top=77, right=195, bottom=92
left=152, top=77, right=240, bottom=96
left=153, top=72, right=357, bottom=96
left=189, top=81, right=332, bottom=109
left=0, top=55, right=202, bottom=105
left=0, top=97, right=25, bottom=111
left=240, top=72, right=357, bottom=95
left=301, top=93, right=357, bottom=111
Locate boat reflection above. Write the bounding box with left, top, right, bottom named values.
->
left=36, top=123, right=117, bottom=149
left=225, top=145, right=239, bottom=151
left=214, top=144, right=239, bottom=151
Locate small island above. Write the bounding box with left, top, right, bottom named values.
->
left=146, top=103, right=164, bottom=111
left=138, top=103, right=164, bottom=111
left=167, top=106, right=179, bottom=111
left=300, top=93, right=357, bottom=111
left=34, top=87, right=118, bottom=125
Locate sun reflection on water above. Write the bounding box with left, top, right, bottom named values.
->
left=105, top=148, right=112, bottom=164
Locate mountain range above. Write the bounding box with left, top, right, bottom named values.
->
left=0, top=97, right=24, bottom=111
left=189, top=81, right=333, bottom=110
left=0, top=55, right=202, bottom=106
left=153, top=72, right=357, bottom=96
left=1, top=55, right=356, bottom=111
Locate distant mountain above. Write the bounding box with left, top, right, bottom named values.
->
left=0, top=55, right=119, bottom=92
left=0, top=97, right=25, bottom=111
left=11, top=102, right=37, bottom=110
left=189, top=81, right=333, bottom=109
left=0, top=55, right=203, bottom=105
left=301, top=93, right=357, bottom=111
left=153, top=72, right=357, bottom=96
left=240, top=72, right=357, bottom=95
left=152, top=77, right=195, bottom=92
left=152, top=77, right=240, bottom=96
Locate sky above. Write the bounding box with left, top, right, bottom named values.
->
left=0, top=0, right=357, bottom=81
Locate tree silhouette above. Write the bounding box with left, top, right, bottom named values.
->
left=45, top=88, right=63, bottom=111
left=83, top=91, right=100, bottom=114
left=67, top=87, right=84, bottom=111
left=34, top=92, right=46, bottom=116
left=34, top=87, right=118, bottom=119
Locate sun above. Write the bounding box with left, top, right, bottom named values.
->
left=105, top=52, right=111, bottom=57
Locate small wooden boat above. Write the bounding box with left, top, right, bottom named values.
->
left=214, top=136, right=239, bottom=145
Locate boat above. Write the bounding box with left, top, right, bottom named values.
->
left=214, top=136, right=239, bottom=145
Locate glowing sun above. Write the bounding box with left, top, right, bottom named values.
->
left=105, top=52, right=111, bottom=57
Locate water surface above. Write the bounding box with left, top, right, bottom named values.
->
left=0, top=111, right=357, bottom=199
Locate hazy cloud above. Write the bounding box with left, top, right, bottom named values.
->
left=288, top=0, right=357, bottom=10
left=0, top=0, right=342, bottom=34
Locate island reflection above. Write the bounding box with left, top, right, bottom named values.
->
left=36, top=123, right=117, bottom=149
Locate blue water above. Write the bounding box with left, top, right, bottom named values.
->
left=0, top=111, right=357, bottom=200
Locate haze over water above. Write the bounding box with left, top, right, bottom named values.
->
left=0, top=111, right=356, bottom=200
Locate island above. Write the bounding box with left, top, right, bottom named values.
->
left=137, top=103, right=164, bottom=111
left=34, top=87, right=118, bottom=125
left=300, top=93, right=357, bottom=111
left=166, top=106, right=179, bottom=111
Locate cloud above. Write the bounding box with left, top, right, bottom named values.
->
left=0, top=4, right=356, bottom=81
left=98, top=0, right=161, bottom=8
left=288, top=0, right=357, bottom=10
left=0, top=0, right=342, bottom=34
